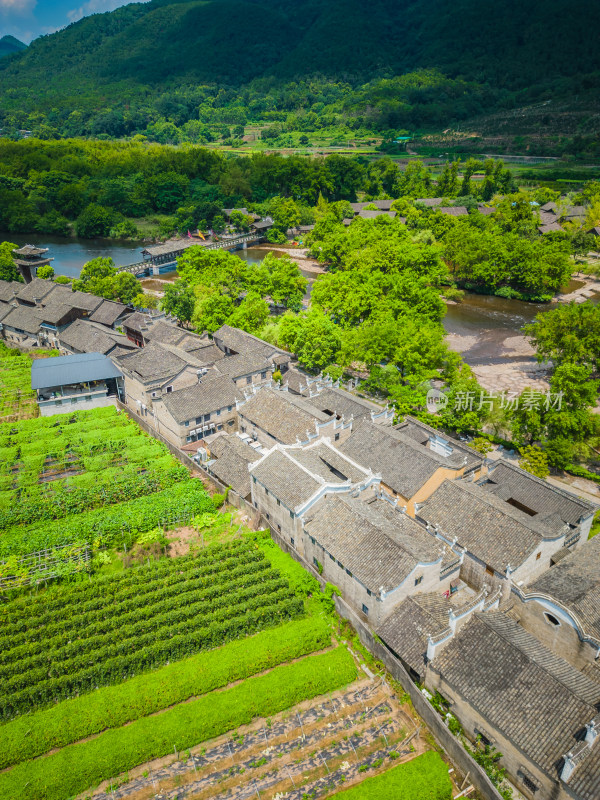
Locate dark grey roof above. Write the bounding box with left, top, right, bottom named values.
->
left=483, top=460, right=595, bottom=526
left=540, top=202, right=558, bottom=213
left=13, top=244, right=48, bottom=257
left=142, top=320, right=188, bottom=347
left=1, top=304, right=43, bottom=335
left=282, top=367, right=313, bottom=395
left=562, top=205, right=587, bottom=221
left=310, top=386, right=385, bottom=422
left=31, top=352, right=122, bottom=390
left=252, top=220, right=273, bottom=230
left=396, top=415, right=483, bottom=469
left=430, top=613, right=600, bottom=776
left=215, top=351, right=272, bottom=380
left=208, top=434, right=259, bottom=498
left=44, top=284, right=103, bottom=313
left=88, top=300, right=128, bottom=327
left=378, top=592, right=453, bottom=678
left=15, top=277, right=55, bottom=304
left=212, top=324, right=286, bottom=358
left=438, top=206, right=468, bottom=216
left=525, top=535, right=600, bottom=642
left=304, top=494, right=443, bottom=592
left=238, top=388, right=329, bottom=444
left=416, top=198, right=443, bottom=207
left=289, top=441, right=370, bottom=484
left=116, top=341, right=193, bottom=384
left=35, top=303, right=80, bottom=326
left=251, top=448, right=321, bottom=508
left=0, top=300, right=13, bottom=321
left=122, top=311, right=152, bottom=333
left=477, top=206, right=496, bottom=216
left=539, top=222, right=564, bottom=234
left=161, top=374, right=242, bottom=423
left=142, top=239, right=200, bottom=258
left=0, top=281, right=23, bottom=302
left=59, top=319, right=135, bottom=356
left=357, top=209, right=397, bottom=220
left=339, top=421, right=469, bottom=499
left=419, top=479, right=546, bottom=572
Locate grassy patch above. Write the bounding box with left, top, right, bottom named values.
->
left=0, top=647, right=356, bottom=800
left=331, top=751, right=452, bottom=799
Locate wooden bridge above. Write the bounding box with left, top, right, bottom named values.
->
left=116, top=232, right=263, bottom=276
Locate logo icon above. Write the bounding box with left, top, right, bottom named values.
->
left=426, top=388, right=448, bottom=413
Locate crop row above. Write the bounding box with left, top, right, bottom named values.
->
left=1, top=597, right=304, bottom=720
left=0, top=647, right=356, bottom=800
left=0, top=477, right=214, bottom=558
left=0, top=616, right=332, bottom=771
left=0, top=574, right=289, bottom=676
left=2, top=552, right=267, bottom=643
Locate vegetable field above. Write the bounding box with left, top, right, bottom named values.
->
left=0, top=343, right=57, bottom=422
left=0, top=540, right=304, bottom=720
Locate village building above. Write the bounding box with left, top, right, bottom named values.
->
left=480, top=459, right=595, bottom=545
left=88, top=299, right=129, bottom=328
left=376, top=586, right=502, bottom=682
left=249, top=437, right=378, bottom=545
left=425, top=612, right=600, bottom=800
left=14, top=276, right=58, bottom=307
left=0, top=304, right=43, bottom=345
left=511, top=534, right=600, bottom=672
left=237, top=386, right=351, bottom=447
left=308, top=385, right=394, bottom=426
left=211, top=324, right=290, bottom=368
left=58, top=319, right=137, bottom=358
left=151, top=373, right=243, bottom=448
left=416, top=478, right=583, bottom=599
left=31, top=352, right=124, bottom=415
left=0, top=280, right=23, bottom=304
left=214, top=351, right=275, bottom=388
left=116, top=340, right=222, bottom=413
left=205, top=433, right=262, bottom=500
left=303, top=493, right=461, bottom=626
left=338, top=418, right=484, bottom=516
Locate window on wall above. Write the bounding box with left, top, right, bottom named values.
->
left=246, top=376, right=252, bottom=385
left=536, top=552, right=541, bottom=560
left=345, top=568, right=353, bottom=577
left=414, top=575, right=423, bottom=586
left=228, top=405, right=232, bottom=412
left=290, top=537, right=295, bottom=547
left=184, top=421, right=189, bottom=427
left=521, top=775, right=539, bottom=794
left=289, top=511, right=294, bottom=519
left=261, top=371, right=267, bottom=379
left=485, top=565, right=494, bottom=576
left=166, top=386, right=173, bottom=393
left=334, top=433, right=340, bottom=442
left=545, top=613, right=560, bottom=627
left=367, top=589, right=372, bottom=596
left=362, top=604, right=369, bottom=615
left=277, top=499, right=280, bottom=506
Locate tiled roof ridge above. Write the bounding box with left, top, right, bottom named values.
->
left=475, top=612, right=600, bottom=707
left=402, top=415, right=483, bottom=461
left=490, top=459, right=596, bottom=513
left=361, top=419, right=468, bottom=470
left=440, top=478, right=548, bottom=539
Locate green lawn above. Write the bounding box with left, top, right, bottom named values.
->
left=332, top=751, right=453, bottom=800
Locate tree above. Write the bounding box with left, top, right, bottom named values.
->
left=263, top=253, right=307, bottom=311
left=519, top=445, right=550, bottom=478
left=75, top=204, right=114, bottom=238
left=228, top=293, right=269, bottom=335
left=161, top=280, right=195, bottom=324
left=525, top=302, right=600, bottom=374
left=472, top=437, right=493, bottom=456
left=278, top=308, right=342, bottom=372
left=0, top=241, right=23, bottom=283
left=37, top=265, right=54, bottom=280
left=192, top=292, right=234, bottom=333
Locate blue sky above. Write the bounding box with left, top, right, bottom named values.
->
left=0, top=0, right=149, bottom=44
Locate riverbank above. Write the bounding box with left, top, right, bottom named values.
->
left=251, top=244, right=326, bottom=275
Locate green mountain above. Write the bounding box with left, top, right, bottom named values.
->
left=0, top=0, right=598, bottom=138
left=0, top=35, right=26, bottom=60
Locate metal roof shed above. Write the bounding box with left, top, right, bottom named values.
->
left=31, top=352, right=123, bottom=391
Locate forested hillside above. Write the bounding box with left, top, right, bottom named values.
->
left=0, top=36, right=26, bottom=60
left=0, top=0, right=598, bottom=141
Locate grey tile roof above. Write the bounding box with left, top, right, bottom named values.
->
left=208, top=434, right=259, bottom=498
left=0, top=300, right=13, bottom=321
left=438, top=206, right=468, bottom=216
left=310, top=387, right=385, bottom=421
left=540, top=202, right=558, bottom=213
left=430, top=612, right=600, bottom=776
left=238, top=388, right=329, bottom=444
left=569, top=745, right=600, bottom=800
left=0, top=280, right=23, bottom=302
left=525, top=535, right=600, bottom=642
left=419, top=479, right=546, bottom=572
left=289, top=441, right=370, bottom=484
left=161, top=374, right=243, bottom=423
left=142, top=239, right=200, bottom=258
left=282, top=367, right=313, bottom=395
left=59, top=319, right=134, bottom=356
left=15, top=277, right=56, bottom=304
left=539, top=222, right=564, bottom=234
left=1, top=304, right=43, bottom=335
left=44, top=284, right=103, bottom=313
left=416, top=198, right=443, bottom=207
left=339, top=421, right=467, bottom=499
left=122, top=311, right=151, bottom=333
left=251, top=448, right=321, bottom=509
left=477, top=206, right=496, bottom=216
left=396, top=416, right=483, bottom=469
left=142, top=320, right=188, bottom=346
left=377, top=592, right=452, bottom=678
left=35, top=303, right=80, bottom=326
left=212, top=324, right=287, bottom=358
left=483, top=460, right=595, bottom=526
left=215, top=351, right=272, bottom=380
left=88, top=300, right=128, bottom=327
left=304, top=494, right=442, bottom=592
left=116, top=341, right=194, bottom=383
left=357, top=209, right=397, bottom=219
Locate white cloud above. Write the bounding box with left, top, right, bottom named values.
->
left=0, top=0, right=36, bottom=17
left=67, top=0, right=149, bottom=24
